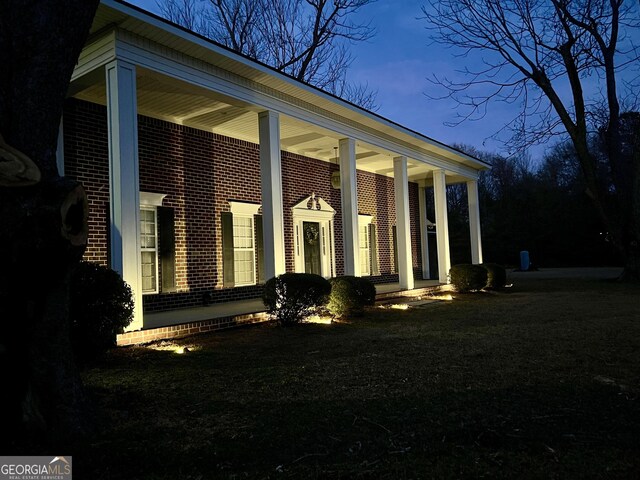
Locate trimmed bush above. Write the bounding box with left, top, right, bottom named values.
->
left=70, top=261, right=134, bottom=363
left=262, top=273, right=331, bottom=326
left=449, top=264, right=488, bottom=293
left=327, top=276, right=377, bottom=318
left=482, top=263, right=507, bottom=289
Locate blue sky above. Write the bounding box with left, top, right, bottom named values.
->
left=344, top=1, right=511, bottom=154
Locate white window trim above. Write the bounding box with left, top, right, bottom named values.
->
left=229, top=201, right=261, bottom=287
left=140, top=206, right=159, bottom=294
left=358, top=215, right=373, bottom=277
left=139, top=192, right=167, bottom=295
left=229, top=201, right=261, bottom=216
left=140, top=192, right=167, bottom=207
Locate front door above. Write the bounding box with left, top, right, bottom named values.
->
left=303, top=221, right=322, bottom=275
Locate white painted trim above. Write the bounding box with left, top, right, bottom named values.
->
left=467, top=180, right=483, bottom=264
left=71, top=24, right=485, bottom=178
left=100, top=0, right=490, bottom=171
left=358, top=214, right=373, bottom=226
left=358, top=215, right=373, bottom=277
left=106, top=59, right=143, bottom=331
left=259, top=110, right=286, bottom=279
left=292, top=194, right=336, bottom=278
left=71, top=30, right=117, bottom=82
left=140, top=206, right=160, bottom=295
left=394, top=156, right=414, bottom=290
left=105, top=31, right=481, bottom=178
left=229, top=201, right=261, bottom=286
left=140, top=191, right=168, bottom=207
left=229, top=201, right=261, bottom=216
left=418, top=186, right=430, bottom=280
left=433, top=170, right=451, bottom=284
left=231, top=214, right=257, bottom=286
left=339, top=137, right=359, bottom=276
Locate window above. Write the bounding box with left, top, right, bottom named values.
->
left=233, top=215, right=255, bottom=286
left=358, top=215, right=374, bottom=277
left=359, top=224, right=371, bottom=276
left=138, top=192, right=168, bottom=294
left=140, top=207, right=158, bottom=293
left=227, top=201, right=262, bottom=287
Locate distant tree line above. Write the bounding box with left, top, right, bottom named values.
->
left=437, top=138, right=623, bottom=269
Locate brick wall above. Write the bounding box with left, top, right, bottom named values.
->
left=63, top=100, right=110, bottom=266
left=63, top=98, right=423, bottom=312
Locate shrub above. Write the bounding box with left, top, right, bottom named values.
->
left=70, top=261, right=134, bottom=363
left=449, top=264, right=488, bottom=293
left=262, top=273, right=331, bottom=326
left=327, top=276, right=377, bottom=318
left=481, top=263, right=507, bottom=289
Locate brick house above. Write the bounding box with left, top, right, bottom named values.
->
left=60, top=0, right=490, bottom=331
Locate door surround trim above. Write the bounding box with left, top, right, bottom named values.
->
left=292, top=194, right=336, bottom=278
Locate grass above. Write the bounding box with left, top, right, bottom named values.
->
left=77, top=271, right=639, bottom=479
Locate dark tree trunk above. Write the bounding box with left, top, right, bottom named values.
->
left=0, top=1, right=99, bottom=446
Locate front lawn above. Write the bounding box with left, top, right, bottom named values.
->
left=78, top=270, right=639, bottom=478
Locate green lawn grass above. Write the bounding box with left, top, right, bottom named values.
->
left=78, top=272, right=639, bottom=478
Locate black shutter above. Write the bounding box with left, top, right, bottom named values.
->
left=221, top=212, right=235, bottom=288
left=370, top=224, right=379, bottom=276
left=255, top=214, right=265, bottom=284
left=106, top=201, right=111, bottom=268
left=158, top=206, right=176, bottom=292
left=392, top=225, right=398, bottom=274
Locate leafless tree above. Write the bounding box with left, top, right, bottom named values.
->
left=158, top=0, right=378, bottom=109
left=421, top=0, right=640, bottom=280
left=158, top=0, right=206, bottom=31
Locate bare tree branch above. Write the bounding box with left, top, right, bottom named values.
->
left=421, top=0, right=640, bottom=279
left=157, top=0, right=378, bottom=108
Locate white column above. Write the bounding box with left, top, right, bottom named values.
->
left=56, top=117, right=64, bottom=176
left=339, top=137, right=359, bottom=276
left=394, top=156, right=414, bottom=290
left=106, top=59, right=143, bottom=330
left=433, top=169, right=451, bottom=284
left=467, top=179, right=483, bottom=264
left=418, top=186, right=430, bottom=280
left=258, top=110, right=286, bottom=279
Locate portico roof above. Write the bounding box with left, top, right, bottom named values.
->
left=71, top=0, right=490, bottom=184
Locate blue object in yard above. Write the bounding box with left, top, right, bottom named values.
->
left=520, top=251, right=530, bottom=271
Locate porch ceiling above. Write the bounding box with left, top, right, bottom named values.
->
left=72, top=67, right=449, bottom=183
